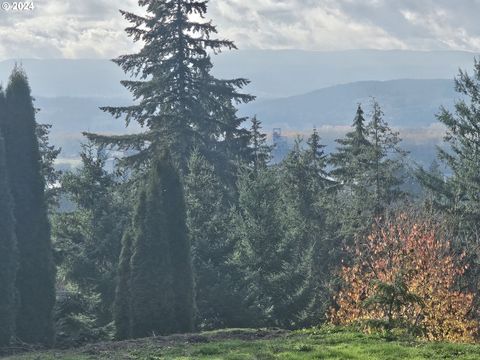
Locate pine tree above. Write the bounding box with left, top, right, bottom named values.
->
left=53, top=144, right=128, bottom=326
left=277, top=130, right=339, bottom=326
left=330, top=105, right=374, bottom=239
left=128, top=152, right=194, bottom=338
left=366, top=100, right=406, bottom=213
left=249, top=116, right=272, bottom=172
left=36, top=123, right=62, bottom=209
left=330, top=104, right=372, bottom=190
left=0, top=88, right=17, bottom=347
left=1, top=67, right=56, bottom=345
left=330, top=103, right=406, bottom=240
left=432, top=59, right=480, bottom=232
left=85, top=0, right=254, bottom=176
left=420, top=59, right=480, bottom=303
left=232, top=167, right=309, bottom=328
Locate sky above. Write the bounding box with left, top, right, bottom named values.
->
left=1, top=0, right=480, bottom=60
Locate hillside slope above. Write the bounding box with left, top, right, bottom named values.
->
left=0, top=50, right=474, bottom=98
left=240, top=79, right=458, bottom=129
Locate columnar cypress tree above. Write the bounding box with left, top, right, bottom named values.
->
left=127, top=152, right=194, bottom=338
left=85, top=0, right=254, bottom=176
left=0, top=88, right=17, bottom=347
left=1, top=68, right=56, bottom=345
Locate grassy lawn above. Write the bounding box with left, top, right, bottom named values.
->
left=4, top=327, right=480, bottom=359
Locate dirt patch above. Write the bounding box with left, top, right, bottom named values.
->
left=79, top=328, right=290, bottom=357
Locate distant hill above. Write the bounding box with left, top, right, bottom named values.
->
left=0, top=49, right=476, bottom=99
left=0, top=51, right=468, bottom=166
left=240, top=79, right=459, bottom=129
left=31, top=79, right=455, bottom=167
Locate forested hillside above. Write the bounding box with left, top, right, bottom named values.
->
left=1, top=0, right=480, bottom=359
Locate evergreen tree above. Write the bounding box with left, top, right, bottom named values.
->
left=36, top=123, right=62, bottom=209
left=420, top=59, right=480, bottom=303
left=278, top=130, right=338, bottom=326
left=54, top=144, right=129, bottom=325
left=433, top=59, right=480, bottom=232
left=128, top=152, right=194, bottom=338
left=366, top=100, right=406, bottom=213
left=232, top=167, right=309, bottom=328
left=1, top=67, right=55, bottom=345
left=330, top=103, right=406, bottom=240
left=0, top=88, right=17, bottom=347
left=185, top=150, right=248, bottom=329
left=85, top=0, right=254, bottom=177
left=248, top=116, right=272, bottom=172
left=330, top=104, right=372, bottom=191
left=330, top=104, right=374, bottom=238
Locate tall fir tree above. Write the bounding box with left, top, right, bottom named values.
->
left=330, top=103, right=406, bottom=240
left=231, top=167, right=310, bottom=328
left=0, top=88, right=17, bottom=347
left=1, top=67, right=56, bottom=345
left=366, top=100, right=406, bottom=213
left=279, top=130, right=336, bottom=326
left=126, top=152, right=194, bottom=338
left=330, top=104, right=374, bottom=239
left=85, top=0, right=254, bottom=179
left=419, top=59, right=480, bottom=305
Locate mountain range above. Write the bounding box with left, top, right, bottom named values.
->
left=0, top=49, right=473, bottom=166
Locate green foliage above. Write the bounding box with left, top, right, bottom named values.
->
left=36, top=123, right=62, bottom=209
left=124, top=152, right=194, bottom=338
left=1, top=67, right=56, bottom=346
left=419, top=58, right=480, bottom=309
left=231, top=166, right=311, bottom=328
left=248, top=116, right=272, bottom=172
left=0, top=101, right=17, bottom=347
left=185, top=150, right=248, bottom=329
left=363, top=276, right=423, bottom=336
left=84, top=0, right=254, bottom=176
left=330, top=102, right=407, bottom=240
left=54, top=288, right=111, bottom=348
left=54, top=144, right=129, bottom=326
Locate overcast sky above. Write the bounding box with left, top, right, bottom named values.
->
left=1, top=0, right=480, bottom=60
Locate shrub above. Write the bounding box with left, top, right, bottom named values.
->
left=330, top=214, right=478, bottom=343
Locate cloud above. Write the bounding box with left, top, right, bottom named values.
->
left=1, top=0, right=480, bottom=60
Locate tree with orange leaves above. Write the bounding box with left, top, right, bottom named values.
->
left=330, top=214, right=478, bottom=343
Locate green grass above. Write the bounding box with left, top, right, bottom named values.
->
left=4, top=327, right=480, bottom=360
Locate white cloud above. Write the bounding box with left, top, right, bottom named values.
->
left=1, top=0, right=480, bottom=60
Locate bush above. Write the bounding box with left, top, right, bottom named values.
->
left=54, top=289, right=112, bottom=347
left=330, top=213, right=478, bottom=343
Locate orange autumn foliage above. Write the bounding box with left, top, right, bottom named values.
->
left=330, top=214, right=478, bottom=343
